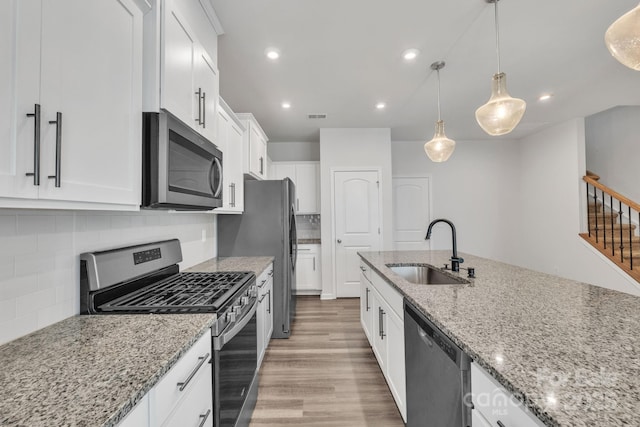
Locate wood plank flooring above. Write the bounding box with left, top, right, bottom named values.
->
left=250, top=296, right=405, bottom=426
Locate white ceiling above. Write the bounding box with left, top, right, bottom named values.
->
left=211, top=0, right=640, bottom=142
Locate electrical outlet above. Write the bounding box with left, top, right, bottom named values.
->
left=201, top=229, right=207, bottom=242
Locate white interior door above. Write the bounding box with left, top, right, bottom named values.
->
left=334, top=170, right=381, bottom=298
left=393, top=177, right=430, bottom=250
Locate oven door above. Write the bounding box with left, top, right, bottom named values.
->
left=213, top=303, right=258, bottom=427
left=143, top=110, right=223, bottom=210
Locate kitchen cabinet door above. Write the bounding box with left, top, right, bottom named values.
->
left=360, top=274, right=373, bottom=344
left=161, top=0, right=197, bottom=129
left=36, top=0, right=142, bottom=206
left=194, top=46, right=219, bottom=144
left=371, top=289, right=388, bottom=373
left=295, top=163, right=319, bottom=213
left=295, top=244, right=321, bottom=293
left=237, top=113, right=268, bottom=180
left=1, top=0, right=143, bottom=208
left=117, top=395, right=149, bottom=427
left=0, top=0, right=40, bottom=200
left=215, top=99, right=244, bottom=214
left=385, top=308, right=406, bottom=422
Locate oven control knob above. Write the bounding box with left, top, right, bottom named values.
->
left=241, top=296, right=249, bottom=305
left=233, top=305, right=242, bottom=315
left=226, top=311, right=236, bottom=323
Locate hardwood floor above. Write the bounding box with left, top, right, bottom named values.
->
left=250, top=296, right=405, bottom=426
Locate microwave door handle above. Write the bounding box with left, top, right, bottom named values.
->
left=212, top=157, right=223, bottom=198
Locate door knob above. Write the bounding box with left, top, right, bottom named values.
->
left=337, top=239, right=342, bottom=243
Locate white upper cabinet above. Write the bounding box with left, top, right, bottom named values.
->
left=215, top=98, right=245, bottom=214
left=0, top=0, right=145, bottom=209
left=236, top=113, right=268, bottom=180
left=271, top=162, right=320, bottom=213
left=146, top=0, right=219, bottom=143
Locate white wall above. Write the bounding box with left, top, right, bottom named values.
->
left=0, top=210, right=216, bottom=345
left=585, top=106, right=640, bottom=202
left=268, top=141, right=320, bottom=162
left=391, top=139, right=521, bottom=265
left=516, top=119, right=640, bottom=295
left=320, top=128, right=393, bottom=299
left=391, top=119, right=640, bottom=296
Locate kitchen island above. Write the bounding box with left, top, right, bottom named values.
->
left=0, top=256, right=272, bottom=427
left=359, top=250, right=640, bottom=427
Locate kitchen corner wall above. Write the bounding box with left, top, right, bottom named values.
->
left=0, top=210, right=217, bottom=345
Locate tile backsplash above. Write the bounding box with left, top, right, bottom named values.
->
left=297, top=214, right=320, bottom=239
left=0, top=209, right=216, bottom=345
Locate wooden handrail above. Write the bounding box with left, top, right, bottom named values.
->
left=586, top=170, right=600, bottom=181
left=583, top=175, right=640, bottom=213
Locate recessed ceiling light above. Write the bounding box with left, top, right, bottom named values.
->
left=376, top=102, right=386, bottom=110
left=402, top=48, right=420, bottom=61
left=265, top=48, right=280, bottom=60
left=281, top=102, right=291, bottom=109
left=538, top=93, right=554, bottom=101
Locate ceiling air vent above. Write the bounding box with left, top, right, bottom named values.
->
left=308, top=113, right=327, bottom=119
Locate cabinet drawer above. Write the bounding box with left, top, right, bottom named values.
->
left=369, top=269, right=403, bottom=318
left=359, top=261, right=371, bottom=283
left=257, top=264, right=273, bottom=291
left=153, top=330, right=211, bottom=423
left=161, top=362, right=213, bottom=427
left=471, top=363, right=545, bottom=427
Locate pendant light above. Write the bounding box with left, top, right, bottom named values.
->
left=605, top=2, right=640, bottom=71
left=475, top=0, right=526, bottom=136
left=424, top=61, right=455, bottom=163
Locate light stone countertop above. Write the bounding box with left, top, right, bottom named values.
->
left=358, top=250, right=640, bottom=427
left=0, top=256, right=273, bottom=427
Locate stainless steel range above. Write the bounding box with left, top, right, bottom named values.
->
left=80, top=239, right=258, bottom=427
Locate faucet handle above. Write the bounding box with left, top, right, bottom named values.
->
left=443, top=263, right=449, bottom=270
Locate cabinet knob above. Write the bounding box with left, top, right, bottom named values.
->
left=337, top=239, right=342, bottom=244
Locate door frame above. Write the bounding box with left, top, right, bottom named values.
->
left=392, top=175, right=433, bottom=250
left=330, top=167, right=384, bottom=298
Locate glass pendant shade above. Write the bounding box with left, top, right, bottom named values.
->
left=605, top=3, right=640, bottom=71
left=475, top=72, right=526, bottom=136
left=424, top=120, right=455, bottom=162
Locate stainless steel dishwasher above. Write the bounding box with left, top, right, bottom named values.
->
left=404, top=300, right=471, bottom=427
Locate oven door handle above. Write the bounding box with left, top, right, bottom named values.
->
left=214, top=302, right=257, bottom=351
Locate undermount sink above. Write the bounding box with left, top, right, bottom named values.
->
left=386, top=264, right=469, bottom=285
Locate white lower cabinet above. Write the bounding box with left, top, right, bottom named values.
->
left=359, top=261, right=406, bottom=422
left=257, top=263, right=274, bottom=367
left=118, top=394, right=150, bottom=427
left=117, top=329, right=213, bottom=427
left=471, top=363, right=546, bottom=427
left=295, top=244, right=321, bottom=294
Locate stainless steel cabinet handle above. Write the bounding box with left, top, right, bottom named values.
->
left=177, top=353, right=209, bottom=391
left=360, top=266, right=366, bottom=272
left=47, top=112, right=62, bottom=187
left=296, top=198, right=299, bottom=211
left=313, top=257, right=315, bottom=271
left=268, top=270, right=273, bottom=276
left=379, top=308, right=386, bottom=339
left=497, top=422, right=506, bottom=427
left=297, top=248, right=311, bottom=251
left=229, top=182, right=236, bottom=207
left=365, top=288, right=370, bottom=311
left=202, top=91, right=206, bottom=128
left=25, top=104, right=41, bottom=185
left=198, top=409, right=211, bottom=427
left=259, top=279, right=267, bottom=288
left=258, top=293, right=266, bottom=303
left=195, top=88, right=203, bottom=125
left=259, top=157, right=264, bottom=175
left=267, top=290, right=271, bottom=313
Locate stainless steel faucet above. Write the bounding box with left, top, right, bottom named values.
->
left=425, top=218, right=464, bottom=272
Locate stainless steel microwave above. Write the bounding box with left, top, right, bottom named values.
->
left=142, top=110, right=223, bottom=210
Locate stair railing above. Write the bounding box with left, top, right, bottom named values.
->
left=584, top=175, right=640, bottom=270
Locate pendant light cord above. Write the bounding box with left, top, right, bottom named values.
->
left=436, top=68, right=442, bottom=121
left=494, top=0, right=501, bottom=73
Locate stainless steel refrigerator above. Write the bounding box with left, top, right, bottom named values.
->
left=217, top=178, right=297, bottom=338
